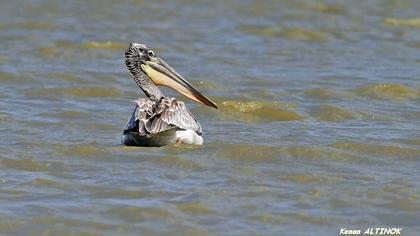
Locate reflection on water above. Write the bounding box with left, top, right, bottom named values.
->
left=1, top=0, right=419, bottom=235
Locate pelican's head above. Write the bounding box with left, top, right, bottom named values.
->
left=125, top=42, right=217, bottom=109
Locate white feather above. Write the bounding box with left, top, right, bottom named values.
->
left=174, top=129, right=203, bottom=145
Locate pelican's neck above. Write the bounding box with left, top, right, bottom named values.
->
left=133, top=70, right=164, bottom=100
left=125, top=58, right=164, bottom=100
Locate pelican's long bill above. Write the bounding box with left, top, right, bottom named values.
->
left=140, top=58, right=218, bottom=109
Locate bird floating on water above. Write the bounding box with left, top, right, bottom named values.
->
left=121, top=42, right=217, bottom=147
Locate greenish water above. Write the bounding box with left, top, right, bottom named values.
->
left=0, top=0, right=419, bottom=235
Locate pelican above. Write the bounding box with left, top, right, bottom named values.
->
left=121, top=42, right=217, bottom=147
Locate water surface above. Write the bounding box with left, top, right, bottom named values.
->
left=0, top=0, right=419, bottom=235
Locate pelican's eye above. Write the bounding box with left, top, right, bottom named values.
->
left=148, top=50, right=155, bottom=57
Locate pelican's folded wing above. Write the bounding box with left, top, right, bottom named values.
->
left=124, top=98, right=202, bottom=136
left=152, top=98, right=202, bottom=135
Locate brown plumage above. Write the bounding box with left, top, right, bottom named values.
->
left=124, top=97, right=202, bottom=137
